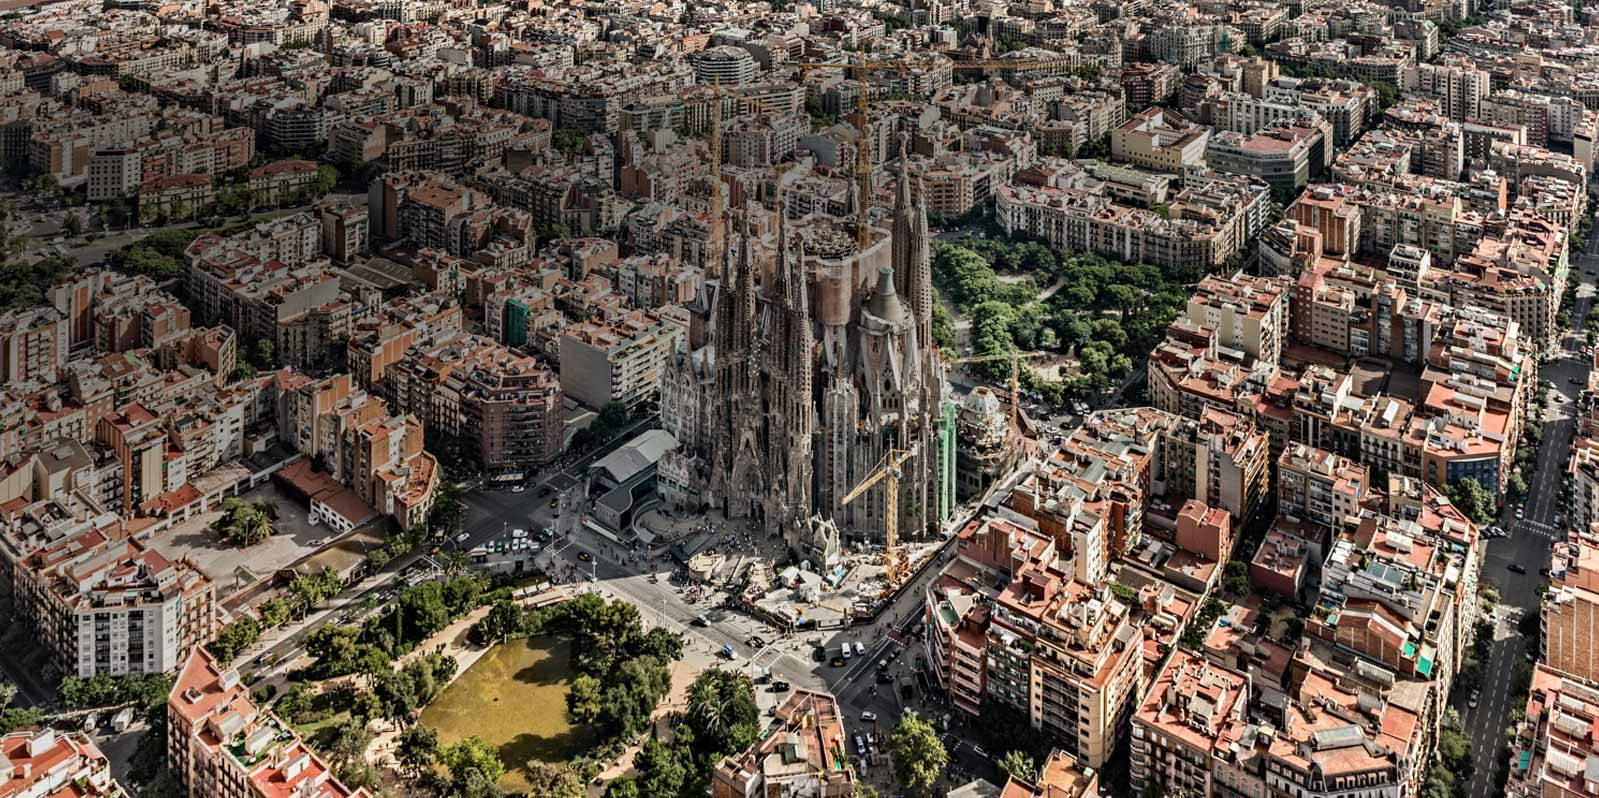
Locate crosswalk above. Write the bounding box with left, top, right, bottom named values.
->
left=1515, top=517, right=1564, bottom=541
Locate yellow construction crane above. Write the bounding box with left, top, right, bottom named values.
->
left=840, top=448, right=915, bottom=589
left=791, top=51, right=1081, bottom=253
left=943, top=350, right=1046, bottom=433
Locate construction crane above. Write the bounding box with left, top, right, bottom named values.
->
left=943, top=350, right=1047, bottom=433
left=791, top=50, right=1082, bottom=253
left=840, top=448, right=915, bottom=589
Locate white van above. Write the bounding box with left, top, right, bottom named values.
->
left=854, top=641, right=866, bottom=657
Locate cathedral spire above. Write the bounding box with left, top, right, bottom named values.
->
left=910, top=169, right=934, bottom=349
left=737, top=208, right=759, bottom=344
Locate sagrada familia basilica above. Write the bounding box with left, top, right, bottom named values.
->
left=659, top=138, right=955, bottom=550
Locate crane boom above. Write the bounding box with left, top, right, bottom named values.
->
left=944, top=350, right=1046, bottom=433
left=840, top=448, right=914, bottom=588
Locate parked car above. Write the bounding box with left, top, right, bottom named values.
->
left=1469, top=691, right=1480, bottom=709
left=861, top=711, right=877, bottom=723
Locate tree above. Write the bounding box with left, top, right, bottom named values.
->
left=322, top=717, right=371, bottom=773
left=1443, top=478, right=1495, bottom=525
left=632, top=737, right=689, bottom=797
left=523, top=762, right=585, bottom=798
left=888, top=711, right=947, bottom=796
left=63, top=213, right=82, bottom=237
left=566, top=674, right=603, bottom=724
left=470, top=600, right=524, bottom=646
left=397, top=724, right=440, bottom=779
left=0, top=683, right=15, bottom=710
left=601, top=779, right=640, bottom=798
left=275, top=685, right=313, bottom=723
left=374, top=670, right=421, bottom=728
left=258, top=598, right=290, bottom=629
left=441, top=736, right=506, bottom=788
left=253, top=339, right=276, bottom=370
left=552, top=128, right=586, bottom=154
left=1223, top=560, right=1251, bottom=597
left=684, top=669, right=760, bottom=761
left=998, top=750, right=1036, bottom=783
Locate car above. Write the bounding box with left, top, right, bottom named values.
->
left=511, top=485, right=525, bottom=493
left=830, top=657, right=845, bottom=667
left=1508, top=563, right=1528, bottom=574
left=691, top=615, right=710, bottom=627
left=842, top=646, right=852, bottom=660
left=539, top=486, right=551, bottom=497
left=813, top=647, right=826, bottom=662
left=512, top=528, right=527, bottom=537
left=972, top=745, right=989, bottom=760
left=771, top=680, right=790, bottom=692
left=578, top=551, right=592, bottom=562
left=1573, top=378, right=1585, bottom=385
left=748, top=635, right=766, bottom=647
left=854, top=735, right=865, bottom=756
left=721, top=644, right=737, bottom=660
left=1469, top=691, right=1480, bottom=709
left=854, top=641, right=866, bottom=657
left=861, top=711, right=877, bottom=723
left=455, top=532, right=470, bottom=544
left=548, top=499, right=558, bottom=508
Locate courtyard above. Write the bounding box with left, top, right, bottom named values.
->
left=148, top=482, right=335, bottom=603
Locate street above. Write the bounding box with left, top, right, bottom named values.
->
left=1461, top=236, right=1598, bottom=798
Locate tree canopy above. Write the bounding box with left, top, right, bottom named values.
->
left=888, top=711, right=947, bottom=795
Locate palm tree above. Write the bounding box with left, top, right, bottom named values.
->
left=231, top=506, right=273, bottom=546
left=686, top=676, right=730, bottom=745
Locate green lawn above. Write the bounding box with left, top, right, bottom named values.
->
left=418, top=636, right=597, bottom=792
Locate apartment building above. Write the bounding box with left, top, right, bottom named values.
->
left=997, top=170, right=1268, bottom=273
left=921, top=505, right=1142, bottom=770
left=710, top=689, right=854, bottom=798
left=1508, top=667, right=1599, bottom=798
left=1400, top=60, right=1490, bottom=122
left=1183, top=272, right=1289, bottom=366
left=1312, top=489, right=1480, bottom=695
left=1277, top=443, right=1368, bottom=530
left=0, top=729, right=126, bottom=798
left=1204, top=120, right=1331, bottom=199
left=168, top=650, right=368, bottom=798
left=386, top=334, right=564, bottom=470
left=96, top=403, right=166, bottom=516
left=0, top=306, right=70, bottom=385
left=1129, top=649, right=1249, bottom=797
left=13, top=532, right=215, bottom=678
left=1543, top=527, right=1599, bottom=684
left=342, top=412, right=438, bottom=531
left=558, top=309, right=683, bottom=410
left=139, top=174, right=214, bottom=224
left=987, top=555, right=1143, bottom=769
left=994, top=749, right=1100, bottom=798
left=246, top=160, right=319, bottom=206
left=1111, top=107, right=1210, bottom=172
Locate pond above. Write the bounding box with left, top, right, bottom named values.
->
left=417, top=635, right=597, bottom=792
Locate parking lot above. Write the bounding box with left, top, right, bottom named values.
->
left=148, top=484, right=333, bottom=602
